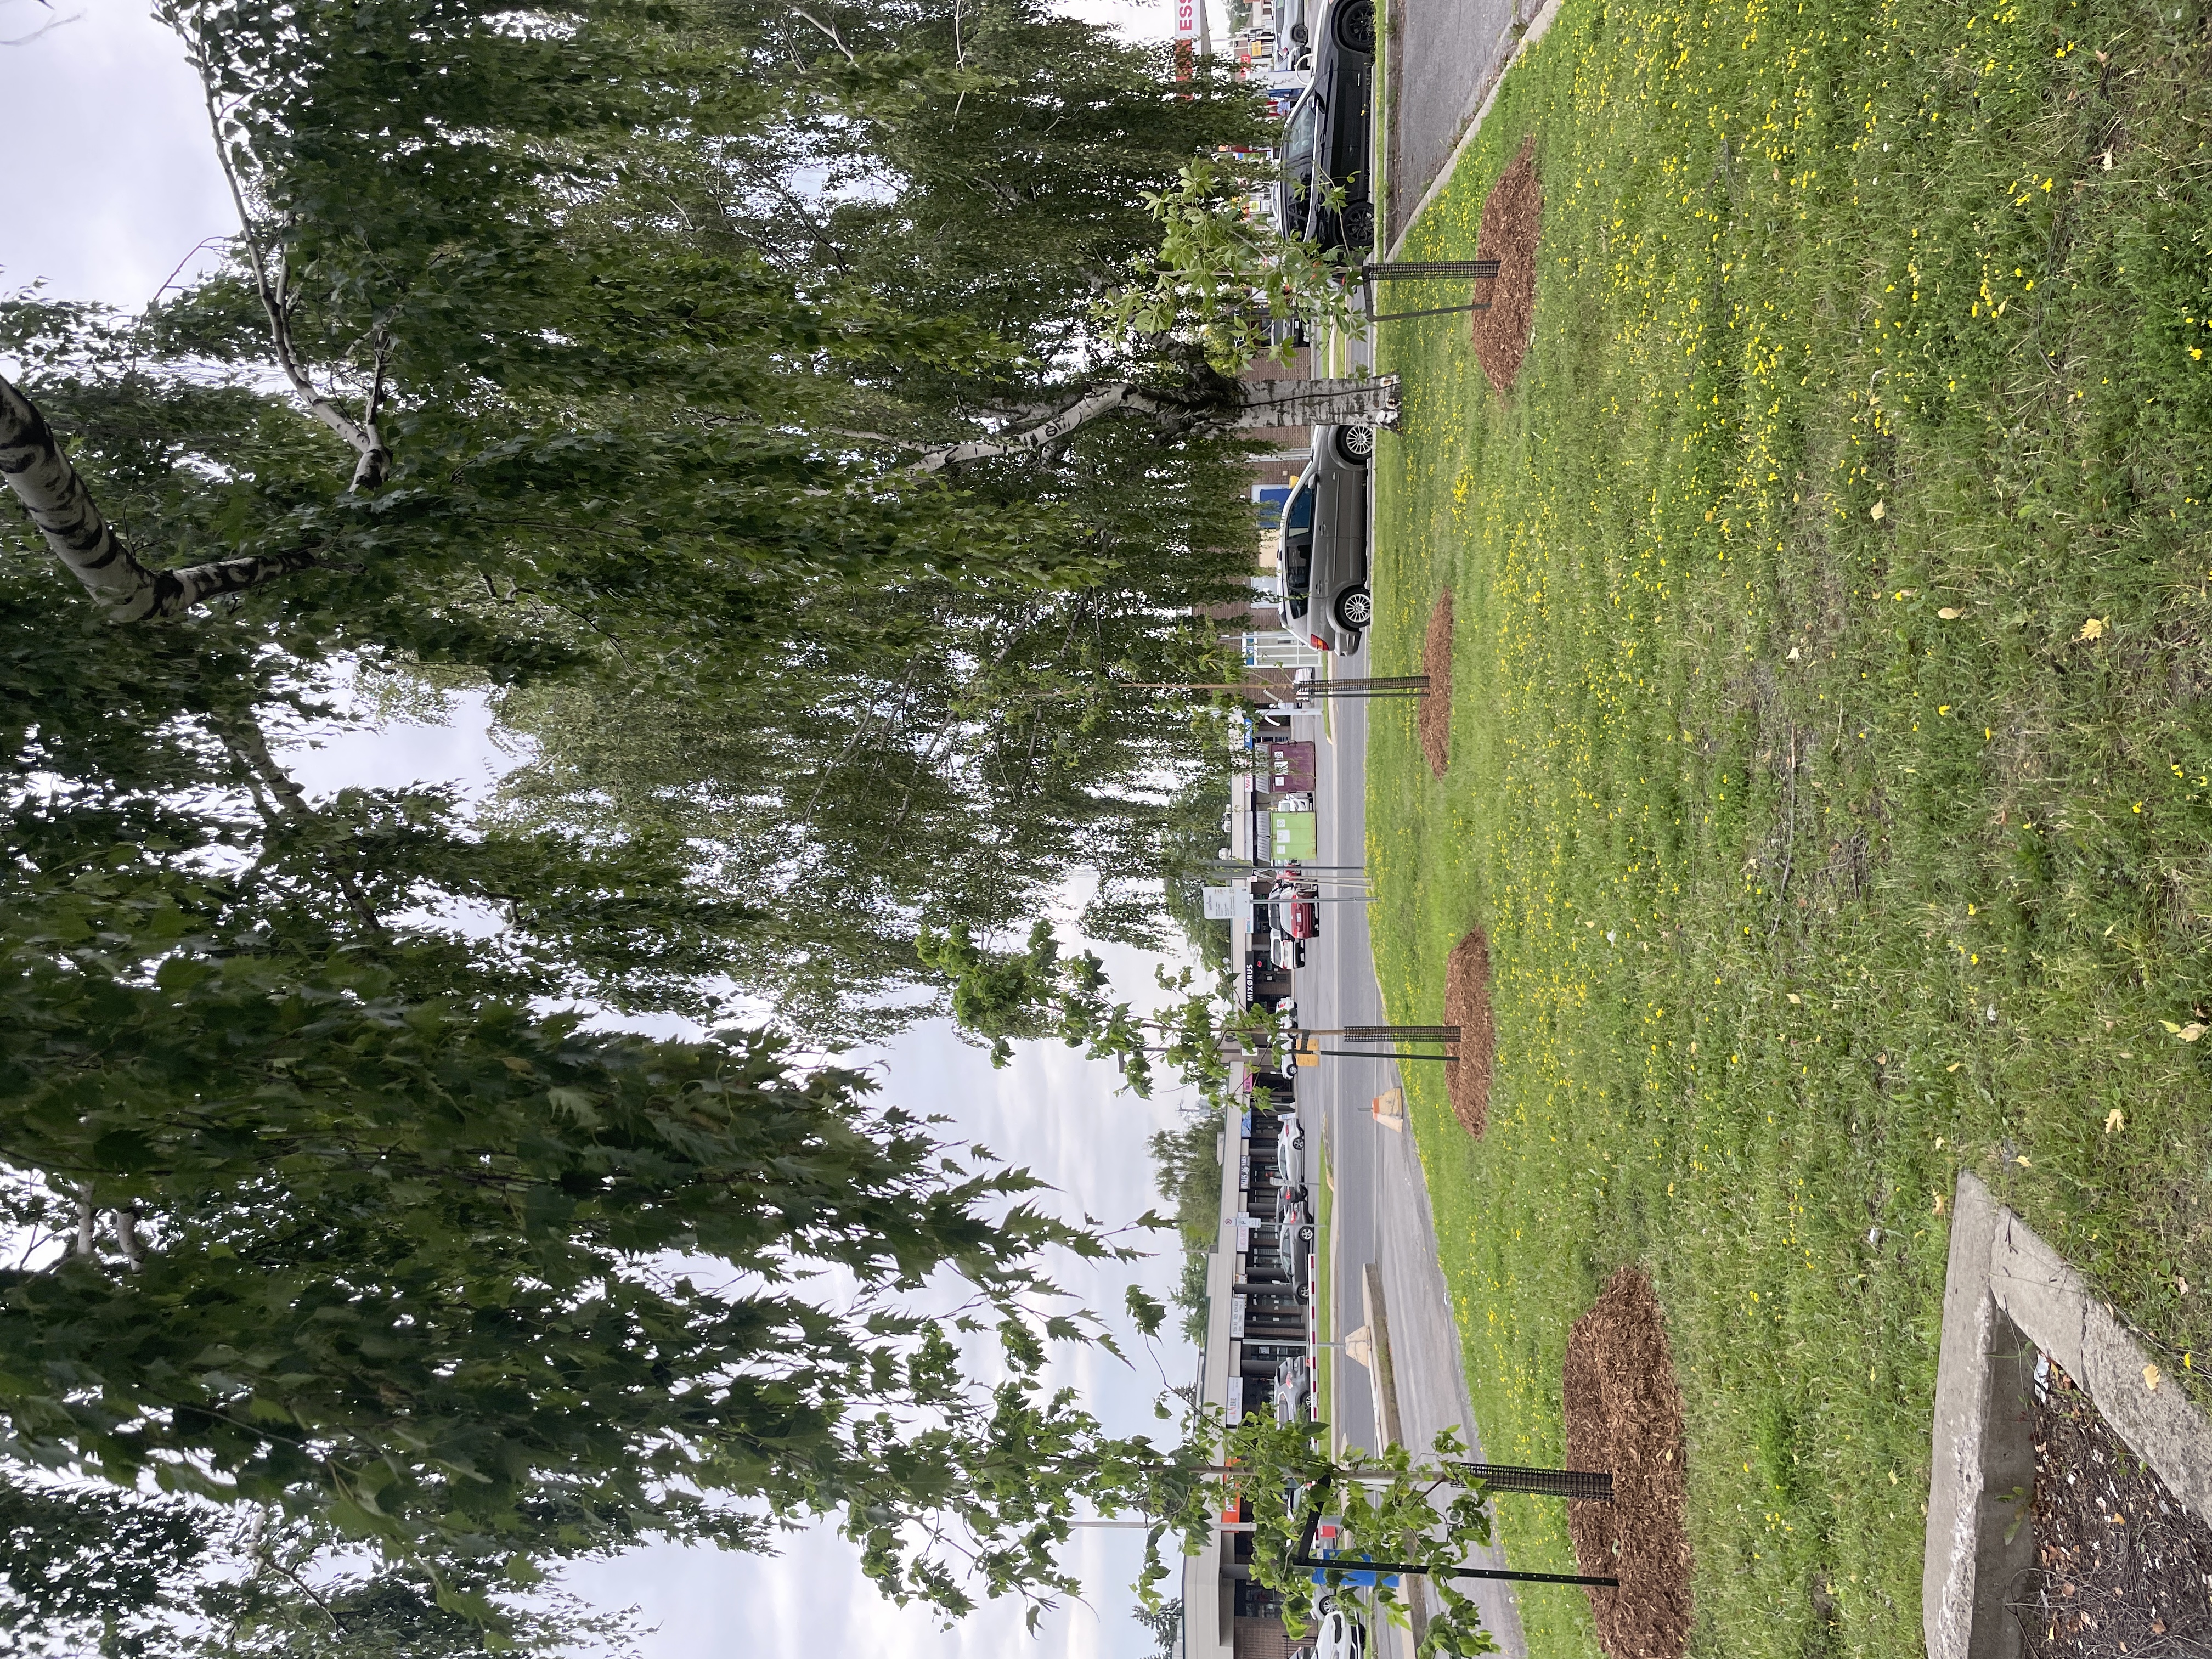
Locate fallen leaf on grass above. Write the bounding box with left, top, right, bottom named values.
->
left=2160, top=1020, right=2207, bottom=1042
left=2078, top=617, right=2108, bottom=641
left=2105, top=1109, right=2125, bottom=1133
left=1870, top=501, right=1887, bottom=521
left=1937, top=606, right=1964, bottom=619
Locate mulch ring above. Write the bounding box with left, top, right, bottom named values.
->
left=1471, top=136, right=1543, bottom=396
left=1442, top=927, right=1493, bottom=1136
left=2013, top=1359, right=2212, bottom=1659
left=1563, top=1267, right=1695, bottom=1659
left=1418, top=591, right=1454, bottom=776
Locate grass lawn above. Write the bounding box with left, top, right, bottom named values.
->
left=1365, top=3, right=2212, bottom=1656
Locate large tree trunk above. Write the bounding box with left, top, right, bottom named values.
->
left=909, top=376, right=1400, bottom=473
left=0, top=374, right=321, bottom=620
left=1228, top=375, right=1401, bottom=431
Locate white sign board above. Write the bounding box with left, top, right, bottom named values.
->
left=1203, top=885, right=1243, bottom=921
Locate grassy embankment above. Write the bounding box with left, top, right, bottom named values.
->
left=1366, top=4, right=2212, bottom=1657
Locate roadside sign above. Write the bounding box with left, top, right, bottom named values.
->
left=1203, top=884, right=1242, bottom=920
left=1260, top=740, right=1316, bottom=791
left=1269, top=810, right=1317, bottom=861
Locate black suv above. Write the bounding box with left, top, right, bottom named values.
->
left=1276, top=0, right=1378, bottom=252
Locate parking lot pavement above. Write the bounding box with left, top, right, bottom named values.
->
left=1296, top=695, right=1531, bottom=1659
left=1384, top=0, right=1532, bottom=251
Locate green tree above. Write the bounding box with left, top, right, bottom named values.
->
left=1101, top=157, right=1370, bottom=374
left=0, top=1, right=1306, bottom=1639
left=1138, top=1413, right=1504, bottom=1659
left=0, top=1475, right=642, bottom=1658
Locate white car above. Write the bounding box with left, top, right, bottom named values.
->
left=1306, top=1599, right=1367, bottom=1659
left=1276, top=1116, right=1307, bottom=1200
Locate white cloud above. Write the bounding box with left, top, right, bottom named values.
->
left=0, top=0, right=233, bottom=309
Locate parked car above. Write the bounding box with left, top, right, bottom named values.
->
left=1276, top=1115, right=1307, bottom=1199
left=1268, top=930, right=1307, bottom=972
left=1275, top=426, right=1372, bottom=654
left=1313, top=1598, right=1368, bottom=1659
left=1275, top=0, right=1376, bottom=251
left=1271, top=879, right=1319, bottom=940
left=1273, top=1354, right=1313, bottom=1425
left=1272, top=1197, right=1317, bottom=1298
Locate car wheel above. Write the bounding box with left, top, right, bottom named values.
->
left=1293, top=1128, right=1305, bottom=1148
left=1299, top=1224, right=1316, bottom=1245
left=1334, top=585, right=1373, bottom=630
left=1340, top=199, right=1376, bottom=250
left=1290, top=19, right=1309, bottom=40
left=1334, top=424, right=1376, bottom=465
left=1333, top=0, right=1376, bottom=52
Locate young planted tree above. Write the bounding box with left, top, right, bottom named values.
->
left=1136, top=1413, right=1508, bottom=1659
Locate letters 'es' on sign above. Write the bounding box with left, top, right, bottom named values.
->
left=1175, top=0, right=1195, bottom=33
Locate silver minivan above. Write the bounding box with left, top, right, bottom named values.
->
left=1276, top=424, right=1373, bottom=655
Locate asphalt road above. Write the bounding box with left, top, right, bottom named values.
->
left=1385, top=0, right=1538, bottom=251
left=1293, top=693, right=1531, bottom=1659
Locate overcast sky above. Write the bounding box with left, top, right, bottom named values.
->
left=0, top=3, right=1226, bottom=1654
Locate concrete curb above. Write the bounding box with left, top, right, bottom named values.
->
left=1924, top=1171, right=2212, bottom=1659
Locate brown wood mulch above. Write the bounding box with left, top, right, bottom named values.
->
left=1419, top=591, right=1454, bottom=777
left=1442, top=927, right=1493, bottom=1136
left=1470, top=137, right=1543, bottom=395
left=2015, top=1360, right=2212, bottom=1659
left=1563, top=1267, right=1695, bottom=1659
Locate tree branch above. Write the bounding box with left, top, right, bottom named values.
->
left=185, top=47, right=390, bottom=490
left=910, top=385, right=1178, bottom=475
left=905, top=377, right=1402, bottom=475
left=213, top=709, right=388, bottom=935
left=791, top=7, right=860, bottom=65
left=0, top=373, right=323, bottom=620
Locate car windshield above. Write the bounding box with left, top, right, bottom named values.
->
left=1283, top=99, right=1319, bottom=169
left=1284, top=480, right=1315, bottom=533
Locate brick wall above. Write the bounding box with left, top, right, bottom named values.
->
left=1231, top=1615, right=1301, bottom=1659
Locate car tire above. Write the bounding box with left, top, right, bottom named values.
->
left=1298, top=1224, right=1316, bottom=1245
left=1340, top=198, right=1376, bottom=250
left=1333, top=0, right=1376, bottom=52
left=1293, top=1127, right=1305, bottom=1147
left=1334, top=424, right=1376, bottom=465
left=1290, top=19, right=1309, bottom=40
left=1334, top=585, right=1373, bottom=630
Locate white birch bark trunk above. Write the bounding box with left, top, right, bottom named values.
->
left=0, top=373, right=320, bottom=620
left=908, top=376, right=1400, bottom=473
left=1230, top=375, right=1401, bottom=430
